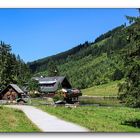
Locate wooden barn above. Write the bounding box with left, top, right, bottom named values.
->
left=0, top=84, right=25, bottom=101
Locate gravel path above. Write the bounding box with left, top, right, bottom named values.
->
left=6, top=105, right=89, bottom=132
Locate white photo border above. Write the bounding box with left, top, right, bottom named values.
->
left=0, top=0, right=139, bottom=8
left=0, top=0, right=140, bottom=140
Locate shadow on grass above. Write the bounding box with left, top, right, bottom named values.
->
left=121, top=119, right=140, bottom=128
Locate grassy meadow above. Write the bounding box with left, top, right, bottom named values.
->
left=0, top=106, right=40, bottom=132
left=79, top=80, right=123, bottom=106
left=38, top=105, right=140, bottom=132
left=82, top=80, right=121, bottom=97
left=79, top=96, right=120, bottom=106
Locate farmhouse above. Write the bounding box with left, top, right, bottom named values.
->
left=0, top=84, right=25, bottom=102
left=33, top=76, right=72, bottom=94
left=33, top=76, right=82, bottom=103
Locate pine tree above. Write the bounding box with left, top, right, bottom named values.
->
left=118, top=11, right=140, bottom=107
left=0, top=41, right=31, bottom=90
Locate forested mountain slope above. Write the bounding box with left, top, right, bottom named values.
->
left=28, top=24, right=136, bottom=89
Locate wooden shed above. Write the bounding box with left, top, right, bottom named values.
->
left=0, top=84, right=25, bottom=101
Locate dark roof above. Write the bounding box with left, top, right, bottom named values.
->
left=32, top=76, right=71, bottom=93
left=0, top=84, right=24, bottom=95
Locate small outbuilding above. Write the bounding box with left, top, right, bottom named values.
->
left=0, top=84, right=25, bottom=101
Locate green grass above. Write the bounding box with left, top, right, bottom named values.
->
left=0, top=106, right=40, bottom=132
left=79, top=96, right=120, bottom=106
left=82, top=80, right=121, bottom=97
left=31, top=98, right=47, bottom=105
left=37, top=105, right=140, bottom=132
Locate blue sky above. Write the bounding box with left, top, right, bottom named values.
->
left=0, top=8, right=138, bottom=62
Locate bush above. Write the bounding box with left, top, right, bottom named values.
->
left=53, top=92, right=64, bottom=102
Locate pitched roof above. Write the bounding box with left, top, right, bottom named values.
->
left=0, top=84, right=24, bottom=95
left=33, top=76, right=71, bottom=93
left=9, top=84, right=24, bottom=93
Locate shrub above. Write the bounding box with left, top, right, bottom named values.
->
left=53, top=92, right=64, bottom=102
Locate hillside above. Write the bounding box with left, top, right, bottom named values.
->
left=28, top=23, right=136, bottom=89
left=82, top=80, right=121, bottom=97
